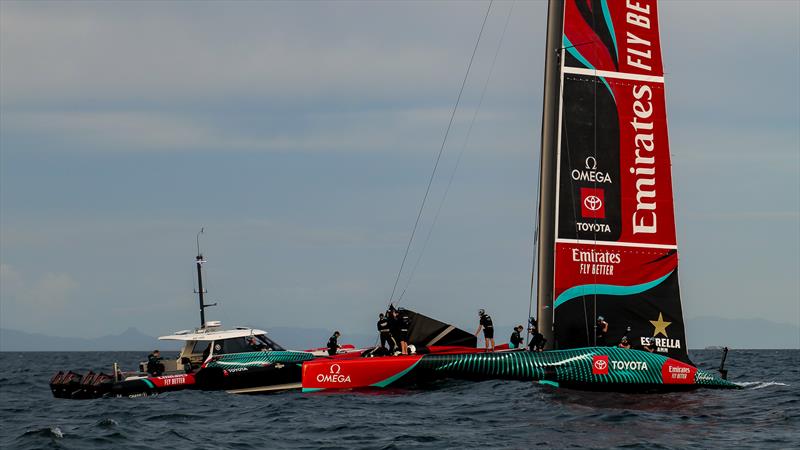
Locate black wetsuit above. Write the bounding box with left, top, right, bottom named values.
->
left=377, top=317, right=394, bottom=351
left=389, top=314, right=402, bottom=347
left=399, top=312, right=411, bottom=343
left=146, top=354, right=165, bottom=376
left=528, top=331, right=546, bottom=351
left=510, top=330, right=523, bottom=349
left=480, top=314, right=494, bottom=339
left=596, top=321, right=608, bottom=346
left=327, top=335, right=339, bottom=356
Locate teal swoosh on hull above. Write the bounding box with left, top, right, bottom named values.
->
left=371, top=359, right=423, bottom=388
left=554, top=271, right=674, bottom=309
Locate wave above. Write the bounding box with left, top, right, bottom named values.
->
left=19, top=426, right=64, bottom=439
left=735, top=381, right=790, bottom=389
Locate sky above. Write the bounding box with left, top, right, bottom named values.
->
left=1, top=1, right=798, bottom=346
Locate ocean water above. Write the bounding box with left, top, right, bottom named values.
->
left=0, top=350, right=797, bottom=449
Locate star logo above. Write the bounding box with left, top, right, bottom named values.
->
left=650, top=313, right=672, bottom=337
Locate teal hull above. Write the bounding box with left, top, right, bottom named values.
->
left=409, top=347, right=738, bottom=390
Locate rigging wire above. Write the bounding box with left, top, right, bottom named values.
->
left=398, top=0, right=515, bottom=302
left=526, top=32, right=544, bottom=344
left=525, top=150, right=542, bottom=345
left=388, top=0, right=495, bottom=304
left=561, top=85, right=593, bottom=346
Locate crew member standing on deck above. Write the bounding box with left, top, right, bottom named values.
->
left=327, top=331, right=341, bottom=356
left=398, top=310, right=411, bottom=355
left=389, top=310, right=402, bottom=355
left=475, top=309, right=495, bottom=351
left=377, top=313, right=395, bottom=352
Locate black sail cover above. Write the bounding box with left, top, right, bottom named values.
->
left=402, top=309, right=477, bottom=348
left=549, top=0, right=691, bottom=363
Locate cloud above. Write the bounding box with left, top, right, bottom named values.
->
left=1, top=1, right=539, bottom=155
left=0, top=1, right=523, bottom=108
left=1, top=106, right=531, bottom=155
left=0, top=263, right=79, bottom=323
left=0, top=264, right=23, bottom=294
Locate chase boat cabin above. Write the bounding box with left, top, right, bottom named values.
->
left=149, top=321, right=285, bottom=374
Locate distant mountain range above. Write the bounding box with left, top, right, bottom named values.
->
left=0, top=327, right=180, bottom=352
left=1, top=317, right=797, bottom=351
left=0, top=326, right=375, bottom=352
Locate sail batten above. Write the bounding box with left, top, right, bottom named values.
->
left=542, top=0, right=690, bottom=363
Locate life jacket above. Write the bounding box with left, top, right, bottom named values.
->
left=400, top=314, right=411, bottom=333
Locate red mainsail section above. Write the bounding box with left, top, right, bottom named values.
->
left=563, top=0, right=664, bottom=76
left=552, top=0, right=689, bottom=362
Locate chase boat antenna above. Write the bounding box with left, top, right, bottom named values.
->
left=194, top=228, right=217, bottom=328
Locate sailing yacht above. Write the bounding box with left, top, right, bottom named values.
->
left=297, top=0, right=738, bottom=392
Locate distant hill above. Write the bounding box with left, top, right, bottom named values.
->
left=1, top=317, right=797, bottom=351
left=0, top=326, right=374, bottom=352
left=0, top=327, right=179, bottom=352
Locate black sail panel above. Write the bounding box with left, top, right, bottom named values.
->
left=402, top=309, right=477, bottom=348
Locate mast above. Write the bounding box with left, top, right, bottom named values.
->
left=535, top=0, right=564, bottom=349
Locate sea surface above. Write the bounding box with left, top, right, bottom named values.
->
left=0, top=350, right=797, bottom=449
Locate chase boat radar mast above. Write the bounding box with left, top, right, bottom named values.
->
left=195, top=228, right=217, bottom=329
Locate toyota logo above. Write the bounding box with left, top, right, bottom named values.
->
left=593, top=359, right=607, bottom=371
left=329, top=364, right=341, bottom=375
left=584, top=195, right=603, bottom=211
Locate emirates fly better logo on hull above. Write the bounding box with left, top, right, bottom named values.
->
left=581, top=188, right=605, bottom=219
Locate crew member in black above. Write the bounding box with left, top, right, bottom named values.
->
left=327, top=331, right=341, bottom=356
left=377, top=313, right=395, bottom=352
left=528, top=324, right=547, bottom=352
left=596, top=316, right=609, bottom=346
left=389, top=310, right=402, bottom=354
left=398, top=310, right=411, bottom=355
left=509, top=325, right=524, bottom=349
left=475, top=309, right=495, bottom=351
left=147, top=350, right=165, bottom=376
